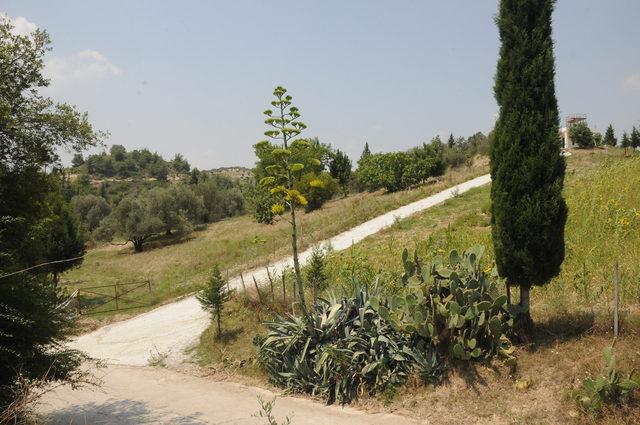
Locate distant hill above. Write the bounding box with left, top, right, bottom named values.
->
left=209, top=166, right=253, bottom=180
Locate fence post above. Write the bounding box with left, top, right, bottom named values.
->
left=281, top=270, right=286, bottom=303
left=76, top=291, right=82, bottom=315
left=614, top=260, right=619, bottom=338
left=266, top=267, right=275, bottom=301
left=114, top=283, right=119, bottom=310
left=252, top=275, right=263, bottom=304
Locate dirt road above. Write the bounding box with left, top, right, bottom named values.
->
left=40, top=365, right=421, bottom=424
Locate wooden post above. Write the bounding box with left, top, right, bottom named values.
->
left=506, top=283, right=511, bottom=305
left=266, top=267, right=275, bottom=301
left=252, top=275, right=263, bottom=304
left=76, top=291, right=82, bottom=315
left=614, top=260, right=620, bottom=338
left=240, top=272, right=247, bottom=292
left=114, top=283, right=119, bottom=310
left=281, top=270, right=286, bottom=303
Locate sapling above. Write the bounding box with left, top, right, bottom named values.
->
left=197, top=265, right=231, bottom=338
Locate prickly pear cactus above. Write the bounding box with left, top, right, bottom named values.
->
left=370, top=246, right=519, bottom=363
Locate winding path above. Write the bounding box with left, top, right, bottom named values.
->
left=41, top=174, right=491, bottom=424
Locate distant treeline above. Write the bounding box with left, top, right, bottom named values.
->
left=65, top=130, right=490, bottom=251
left=71, top=144, right=191, bottom=180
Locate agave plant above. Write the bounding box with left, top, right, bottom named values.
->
left=255, top=280, right=441, bottom=404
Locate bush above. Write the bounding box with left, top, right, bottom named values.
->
left=256, top=245, right=516, bottom=404
left=371, top=246, right=517, bottom=362
left=295, top=171, right=338, bottom=212
left=256, top=282, right=441, bottom=404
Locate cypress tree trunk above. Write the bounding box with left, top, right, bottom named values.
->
left=491, top=0, right=567, bottom=328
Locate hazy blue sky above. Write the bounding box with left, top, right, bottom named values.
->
left=3, top=1, right=640, bottom=168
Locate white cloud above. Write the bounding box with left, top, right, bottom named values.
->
left=44, top=50, right=122, bottom=86
left=623, top=73, right=640, bottom=91
left=1, top=13, right=38, bottom=36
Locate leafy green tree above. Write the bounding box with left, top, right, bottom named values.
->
left=197, top=265, right=231, bottom=339
left=329, top=149, right=352, bottom=196
left=295, top=171, right=338, bottom=212
left=253, top=137, right=336, bottom=214
left=45, top=192, right=85, bottom=285
left=603, top=124, right=617, bottom=147
left=195, top=177, right=244, bottom=222
left=110, top=144, right=127, bottom=161
left=593, top=132, right=603, bottom=147
left=108, top=194, right=164, bottom=252
left=256, top=86, right=318, bottom=325
left=569, top=121, right=594, bottom=148
left=621, top=132, right=631, bottom=154
left=71, top=194, right=111, bottom=232
left=71, top=153, right=85, bottom=168
left=0, top=18, right=100, bottom=411
left=171, top=153, right=191, bottom=174
left=491, top=0, right=567, bottom=327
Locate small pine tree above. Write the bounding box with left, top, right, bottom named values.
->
left=306, top=247, right=328, bottom=303
left=631, top=127, right=640, bottom=151
left=603, top=124, right=617, bottom=147
left=197, top=265, right=231, bottom=338
left=447, top=133, right=456, bottom=149
left=621, top=132, right=631, bottom=154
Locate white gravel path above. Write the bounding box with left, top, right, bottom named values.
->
left=40, top=365, right=422, bottom=425
left=70, top=174, right=491, bottom=366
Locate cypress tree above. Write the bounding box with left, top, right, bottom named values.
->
left=603, top=124, right=617, bottom=147
left=491, top=0, right=567, bottom=327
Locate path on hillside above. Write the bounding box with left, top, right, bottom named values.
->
left=42, top=174, right=490, bottom=424
left=69, top=174, right=490, bottom=366
left=40, top=365, right=421, bottom=425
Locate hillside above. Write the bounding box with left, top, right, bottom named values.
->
left=195, top=148, right=640, bottom=424
left=62, top=161, right=488, bottom=317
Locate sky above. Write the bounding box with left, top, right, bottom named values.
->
left=2, top=1, right=640, bottom=169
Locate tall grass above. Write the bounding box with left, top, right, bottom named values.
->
left=325, top=150, right=640, bottom=327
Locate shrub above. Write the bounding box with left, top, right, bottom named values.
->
left=568, top=346, right=639, bottom=416
left=371, top=246, right=517, bottom=362
left=256, top=246, right=515, bottom=404
left=256, top=282, right=441, bottom=404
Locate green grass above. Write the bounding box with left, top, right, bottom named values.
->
left=62, top=161, right=488, bottom=317
left=324, top=148, right=640, bottom=325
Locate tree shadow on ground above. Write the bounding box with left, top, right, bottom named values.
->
left=216, top=327, right=244, bottom=344
left=526, top=311, right=596, bottom=352
left=44, top=398, right=207, bottom=425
